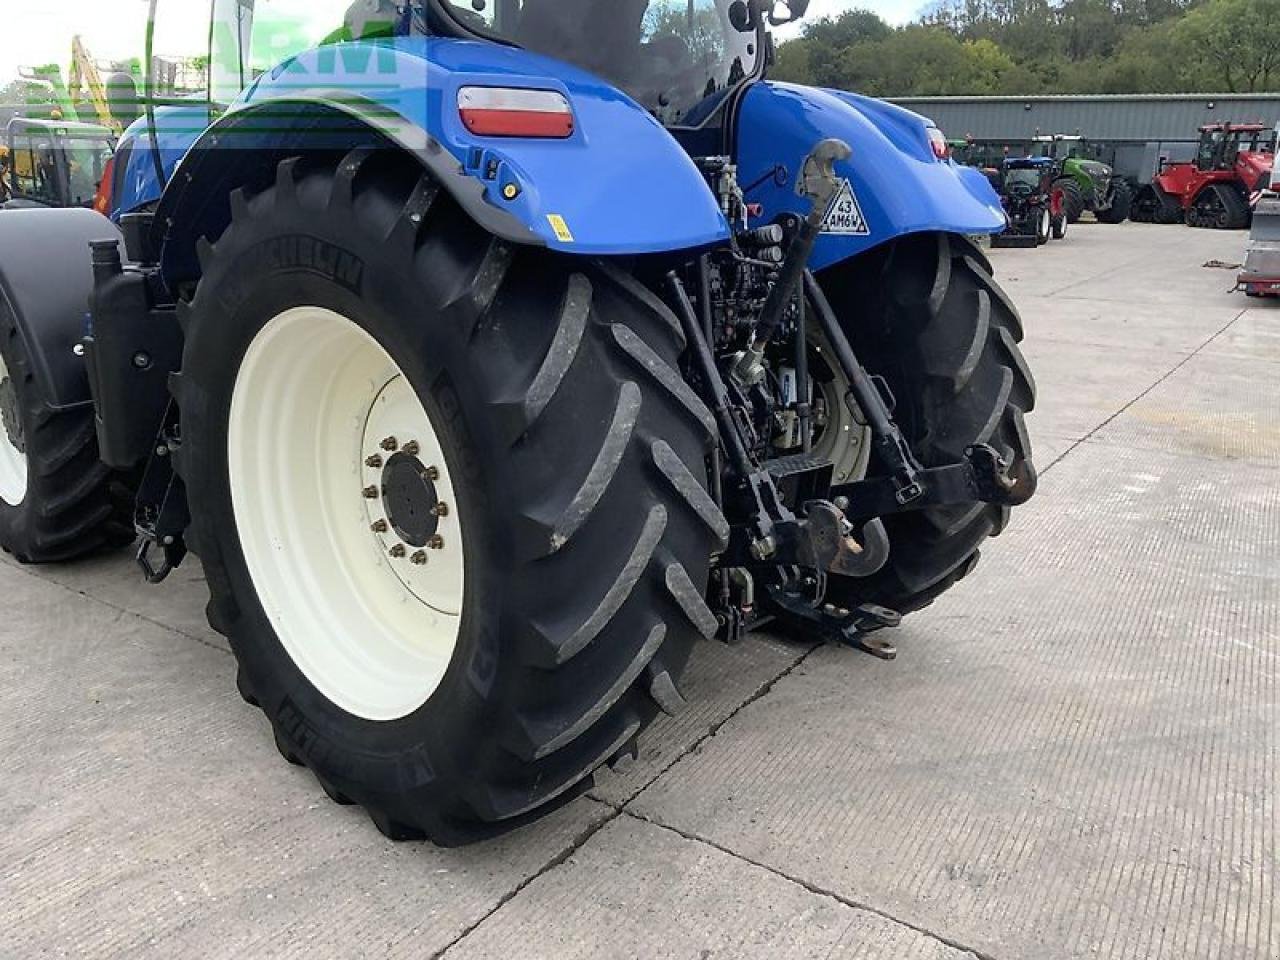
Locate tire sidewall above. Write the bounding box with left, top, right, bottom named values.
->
left=0, top=314, right=33, bottom=528
left=181, top=209, right=511, bottom=803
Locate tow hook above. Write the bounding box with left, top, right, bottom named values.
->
left=967, top=444, right=1038, bottom=506
left=799, top=500, right=890, bottom=578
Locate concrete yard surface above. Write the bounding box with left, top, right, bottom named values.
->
left=3, top=221, right=1277, bottom=959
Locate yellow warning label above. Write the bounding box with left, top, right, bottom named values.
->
left=547, top=214, right=575, bottom=243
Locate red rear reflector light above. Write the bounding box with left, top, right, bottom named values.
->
left=458, top=87, right=574, bottom=139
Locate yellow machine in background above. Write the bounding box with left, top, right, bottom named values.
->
left=17, top=36, right=139, bottom=134
left=69, top=35, right=121, bottom=134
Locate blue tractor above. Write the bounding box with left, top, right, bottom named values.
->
left=0, top=0, right=1036, bottom=844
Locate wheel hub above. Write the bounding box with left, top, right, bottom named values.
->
left=359, top=375, right=463, bottom=615
left=380, top=451, right=441, bottom=548
left=0, top=370, right=22, bottom=455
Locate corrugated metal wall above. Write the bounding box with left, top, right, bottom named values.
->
left=891, top=94, right=1280, bottom=143
left=890, top=94, right=1280, bottom=182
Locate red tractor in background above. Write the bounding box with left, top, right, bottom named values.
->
left=1131, top=122, right=1275, bottom=229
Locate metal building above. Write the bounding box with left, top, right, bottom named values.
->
left=891, top=93, right=1280, bottom=182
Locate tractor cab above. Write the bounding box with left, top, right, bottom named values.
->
left=434, top=0, right=772, bottom=127
left=1195, top=123, right=1271, bottom=173
left=1, top=118, right=115, bottom=210
left=191, top=0, right=788, bottom=126
left=1033, top=134, right=1086, bottom=161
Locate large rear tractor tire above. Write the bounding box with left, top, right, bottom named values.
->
left=811, top=233, right=1035, bottom=616
left=0, top=310, right=134, bottom=563
left=172, top=149, right=726, bottom=845
left=1056, top=178, right=1086, bottom=223
left=1096, top=180, right=1132, bottom=224
left=1187, top=184, right=1250, bottom=230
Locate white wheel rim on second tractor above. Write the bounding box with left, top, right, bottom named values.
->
left=0, top=349, right=29, bottom=507
left=228, top=306, right=466, bottom=722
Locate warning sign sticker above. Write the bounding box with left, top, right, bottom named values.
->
left=547, top=214, right=575, bottom=243
left=820, top=180, right=870, bottom=236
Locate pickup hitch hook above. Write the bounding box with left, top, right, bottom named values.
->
left=799, top=501, right=890, bottom=578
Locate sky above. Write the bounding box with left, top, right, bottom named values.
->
left=0, top=0, right=925, bottom=88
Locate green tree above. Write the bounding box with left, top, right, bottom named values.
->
left=798, top=10, right=892, bottom=88
left=1174, top=0, right=1280, bottom=91
left=764, top=0, right=1280, bottom=95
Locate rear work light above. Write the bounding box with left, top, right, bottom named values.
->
left=458, top=87, right=574, bottom=139
left=926, top=126, right=950, bottom=160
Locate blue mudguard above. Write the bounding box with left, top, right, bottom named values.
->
left=735, top=83, right=1006, bottom=272
left=141, top=37, right=729, bottom=258
left=114, top=104, right=215, bottom=218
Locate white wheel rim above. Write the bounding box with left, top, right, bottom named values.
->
left=1041, top=209, right=1051, bottom=237
left=810, top=330, right=871, bottom=485
left=228, top=307, right=466, bottom=722
left=0, top=349, right=28, bottom=507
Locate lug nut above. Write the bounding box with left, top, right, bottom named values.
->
left=362, top=485, right=380, bottom=500
left=389, top=544, right=406, bottom=559
left=380, top=436, right=399, bottom=452
left=403, top=440, right=420, bottom=456
left=370, top=519, right=388, bottom=534
left=365, top=454, right=383, bottom=469
left=431, top=502, right=450, bottom=518
left=425, top=465, right=440, bottom=482
left=411, top=551, right=428, bottom=566
left=428, top=534, right=444, bottom=550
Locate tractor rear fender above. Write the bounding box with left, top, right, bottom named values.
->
left=153, top=37, right=730, bottom=284
left=734, top=83, right=1006, bottom=272
left=0, top=208, right=120, bottom=409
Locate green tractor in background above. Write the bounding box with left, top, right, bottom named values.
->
left=1033, top=135, right=1131, bottom=224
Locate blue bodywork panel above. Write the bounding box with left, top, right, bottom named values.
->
left=735, top=83, right=1006, bottom=272
left=138, top=38, right=731, bottom=256
left=118, top=40, right=1005, bottom=268
left=114, top=105, right=215, bottom=218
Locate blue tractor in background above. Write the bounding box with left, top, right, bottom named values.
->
left=0, top=0, right=1036, bottom=845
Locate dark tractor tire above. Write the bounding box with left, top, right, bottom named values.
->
left=1096, top=180, right=1132, bottom=224
left=0, top=310, right=134, bottom=564
left=171, top=149, right=725, bottom=846
left=1130, top=184, right=1183, bottom=224
left=1187, top=184, right=1250, bottom=230
left=1035, top=207, right=1052, bottom=246
left=1051, top=211, right=1068, bottom=240
left=1057, top=179, right=1086, bottom=223
left=812, top=232, right=1035, bottom=616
